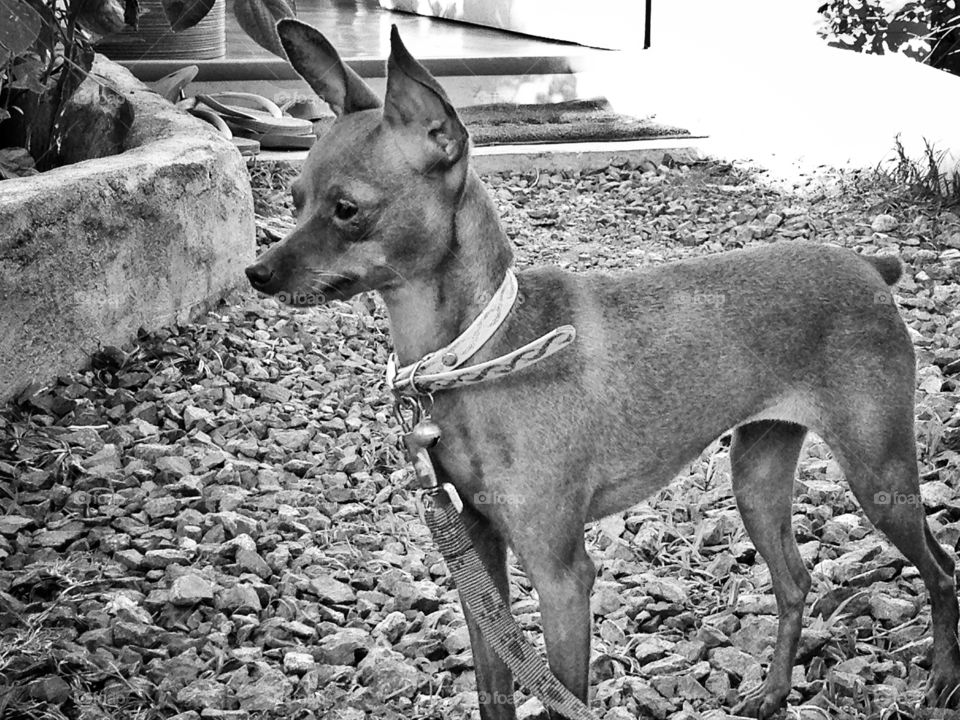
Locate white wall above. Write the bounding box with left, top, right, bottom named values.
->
left=576, top=0, right=960, bottom=180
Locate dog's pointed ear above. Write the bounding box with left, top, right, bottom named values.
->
left=277, top=19, right=381, bottom=116
left=384, top=25, right=468, bottom=168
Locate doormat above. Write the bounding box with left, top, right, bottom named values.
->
left=311, top=99, right=691, bottom=146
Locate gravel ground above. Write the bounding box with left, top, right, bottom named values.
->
left=1, top=157, right=960, bottom=720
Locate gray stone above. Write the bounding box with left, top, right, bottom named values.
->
left=626, top=681, right=673, bottom=720
left=372, top=611, right=407, bottom=644
left=729, top=615, right=778, bottom=657
left=269, top=429, right=314, bottom=451
left=0, top=515, right=34, bottom=534
left=220, top=533, right=257, bottom=556
left=62, top=427, right=104, bottom=451
left=516, top=697, right=547, bottom=720
left=642, top=653, right=688, bottom=676
left=217, top=584, right=262, bottom=614
left=199, top=711, right=248, bottom=720
left=114, top=548, right=144, bottom=569
left=442, top=625, right=472, bottom=655
left=236, top=549, right=272, bottom=579
left=177, top=678, right=229, bottom=710
left=133, top=443, right=177, bottom=461
left=234, top=667, right=289, bottom=712
left=169, top=574, right=216, bottom=606
left=83, top=444, right=122, bottom=475
left=0, top=55, right=253, bottom=403
left=27, top=675, right=72, bottom=704
left=316, top=628, right=371, bottom=665
left=870, top=593, right=917, bottom=623
left=357, top=647, right=419, bottom=699
left=709, top=645, right=761, bottom=680
left=307, top=575, right=356, bottom=604
left=283, top=651, right=315, bottom=674
left=143, top=548, right=192, bottom=569
left=284, top=620, right=315, bottom=639
left=589, top=581, right=622, bottom=616
left=634, top=637, right=675, bottom=664
left=675, top=674, right=711, bottom=701
left=183, top=406, right=215, bottom=430
left=212, top=513, right=258, bottom=539
left=112, top=620, right=161, bottom=647
left=641, top=575, right=689, bottom=605
left=157, top=456, right=193, bottom=478
left=259, top=383, right=292, bottom=403
left=144, top=496, right=179, bottom=518
left=871, top=214, right=899, bottom=233
left=35, top=528, right=84, bottom=549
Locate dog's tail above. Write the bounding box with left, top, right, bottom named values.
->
left=863, top=255, right=902, bottom=286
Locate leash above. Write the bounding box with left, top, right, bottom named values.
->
left=386, top=270, right=596, bottom=720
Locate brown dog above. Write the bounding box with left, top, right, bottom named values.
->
left=246, top=19, right=960, bottom=719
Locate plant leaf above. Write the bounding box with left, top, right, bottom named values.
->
left=161, top=0, right=215, bottom=32
left=0, top=147, right=37, bottom=179
left=10, top=55, right=47, bottom=93
left=233, top=0, right=295, bottom=58
left=0, top=0, right=43, bottom=55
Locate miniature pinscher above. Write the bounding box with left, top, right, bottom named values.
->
left=246, top=19, right=960, bottom=719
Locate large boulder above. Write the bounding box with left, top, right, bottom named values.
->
left=0, top=55, right=254, bottom=400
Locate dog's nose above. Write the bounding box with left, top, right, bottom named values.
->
left=245, top=263, right=274, bottom=290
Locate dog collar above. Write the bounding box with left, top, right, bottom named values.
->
left=386, top=269, right=576, bottom=395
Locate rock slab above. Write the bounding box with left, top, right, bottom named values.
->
left=0, top=54, right=254, bottom=401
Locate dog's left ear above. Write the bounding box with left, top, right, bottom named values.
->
left=384, top=25, right=468, bottom=168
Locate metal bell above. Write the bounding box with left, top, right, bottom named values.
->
left=410, top=419, right=442, bottom=449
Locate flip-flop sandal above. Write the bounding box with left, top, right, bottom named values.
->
left=148, top=65, right=198, bottom=103
left=196, top=92, right=315, bottom=137
left=181, top=92, right=315, bottom=151
left=231, top=137, right=261, bottom=157
left=279, top=96, right=329, bottom=122
left=176, top=99, right=261, bottom=158
left=257, top=133, right=316, bottom=149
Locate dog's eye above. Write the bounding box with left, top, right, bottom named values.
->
left=334, top=199, right=358, bottom=221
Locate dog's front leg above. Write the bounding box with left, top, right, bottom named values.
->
left=513, top=523, right=596, bottom=715
left=457, top=502, right=517, bottom=720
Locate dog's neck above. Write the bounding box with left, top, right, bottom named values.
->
left=382, top=170, right=514, bottom=366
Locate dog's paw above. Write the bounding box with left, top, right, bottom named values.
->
left=732, top=683, right=788, bottom=720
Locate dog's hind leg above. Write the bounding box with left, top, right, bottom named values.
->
left=824, top=400, right=960, bottom=709
left=458, top=502, right=517, bottom=720
left=730, top=420, right=810, bottom=720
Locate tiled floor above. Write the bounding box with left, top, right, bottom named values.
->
left=121, top=0, right=615, bottom=82
left=227, top=0, right=583, bottom=61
